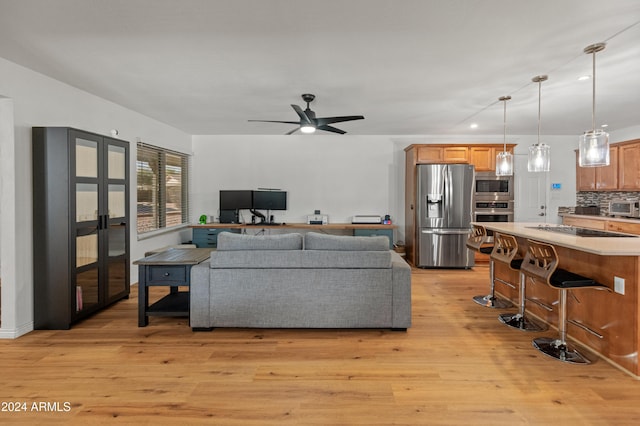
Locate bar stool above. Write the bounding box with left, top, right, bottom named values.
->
left=494, top=233, right=546, bottom=332
left=467, top=225, right=512, bottom=309
left=521, top=239, right=608, bottom=364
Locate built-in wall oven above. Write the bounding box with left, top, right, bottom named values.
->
left=475, top=172, right=513, bottom=201
left=474, top=200, right=514, bottom=223
left=474, top=172, right=514, bottom=224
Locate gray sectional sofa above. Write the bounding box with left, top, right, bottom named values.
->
left=190, top=231, right=411, bottom=330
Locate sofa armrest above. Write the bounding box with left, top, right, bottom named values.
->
left=390, top=251, right=412, bottom=328
left=190, top=260, right=211, bottom=328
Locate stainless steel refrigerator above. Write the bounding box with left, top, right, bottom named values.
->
left=415, top=163, right=475, bottom=268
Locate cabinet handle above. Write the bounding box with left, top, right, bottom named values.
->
left=164, top=272, right=170, bottom=277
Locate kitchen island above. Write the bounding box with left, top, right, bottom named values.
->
left=477, top=222, right=640, bottom=378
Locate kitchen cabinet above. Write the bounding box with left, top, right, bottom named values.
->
left=32, top=127, right=130, bottom=329
left=417, top=146, right=469, bottom=163
left=606, top=220, right=640, bottom=235
left=469, top=146, right=515, bottom=172
left=618, top=141, right=640, bottom=190
left=561, top=214, right=640, bottom=236
left=575, top=146, right=618, bottom=191
left=562, top=215, right=606, bottom=230
left=469, top=146, right=496, bottom=171
left=404, top=143, right=517, bottom=264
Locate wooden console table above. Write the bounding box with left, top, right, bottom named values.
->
left=190, top=223, right=397, bottom=249
left=134, top=248, right=212, bottom=327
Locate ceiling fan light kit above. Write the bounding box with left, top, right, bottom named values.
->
left=249, top=93, right=364, bottom=135
left=496, top=95, right=513, bottom=176
left=579, top=42, right=610, bottom=167
left=527, top=75, right=551, bottom=172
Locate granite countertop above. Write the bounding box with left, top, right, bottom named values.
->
left=477, top=222, right=640, bottom=256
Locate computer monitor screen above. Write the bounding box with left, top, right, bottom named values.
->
left=219, top=190, right=253, bottom=210
left=252, top=190, right=287, bottom=210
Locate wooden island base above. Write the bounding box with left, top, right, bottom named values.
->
left=481, top=223, right=640, bottom=378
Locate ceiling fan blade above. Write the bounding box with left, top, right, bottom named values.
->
left=315, top=115, right=364, bottom=127
left=285, top=127, right=300, bottom=135
left=248, top=120, right=300, bottom=124
left=291, top=104, right=313, bottom=125
left=317, top=124, right=347, bottom=134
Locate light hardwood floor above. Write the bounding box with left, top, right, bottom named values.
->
left=1, top=266, right=639, bottom=425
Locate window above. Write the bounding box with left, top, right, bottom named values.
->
left=136, top=142, right=190, bottom=234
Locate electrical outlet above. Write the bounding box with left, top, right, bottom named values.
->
left=614, top=276, right=625, bottom=295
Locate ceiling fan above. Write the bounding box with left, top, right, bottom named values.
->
left=249, top=94, right=364, bottom=134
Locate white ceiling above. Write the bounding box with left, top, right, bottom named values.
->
left=1, top=0, right=639, bottom=136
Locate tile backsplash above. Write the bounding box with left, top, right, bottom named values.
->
left=576, top=191, right=640, bottom=216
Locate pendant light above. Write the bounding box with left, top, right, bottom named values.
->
left=496, top=95, right=513, bottom=176
left=578, top=42, right=609, bottom=167
left=528, top=75, right=550, bottom=172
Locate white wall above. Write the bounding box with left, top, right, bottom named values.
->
left=192, top=134, right=582, bottom=243
left=192, top=135, right=400, bottom=226
left=611, top=125, right=640, bottom=143
left=0, top=57, right=191, bottom=338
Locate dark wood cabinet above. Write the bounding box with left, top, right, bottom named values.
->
left=32, top=127, right=130, bottom=329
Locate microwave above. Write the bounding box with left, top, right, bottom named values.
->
left=474, top=172, right=513, bottom=200
left=609, top=199, right=640, bottom=218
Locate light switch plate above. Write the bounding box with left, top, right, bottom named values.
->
left=614, top=276, right=625, bottom=295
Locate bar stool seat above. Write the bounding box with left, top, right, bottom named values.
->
left=493, top=233, right=545, bottom=332
left=522, top=239, right=608, bottom=364
left=467, top=225, right=512, bottom=309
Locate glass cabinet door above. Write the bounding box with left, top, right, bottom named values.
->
left=75, top=228, right=100, bottom=313
left=76, top=183, right=99, bottom=222
left=76, top=138, right=99, bottom=178
left=105, top=140, right=129, bottom=302
left=107, top=223, right=128, bottom=299
left=108, top=144, right=126, bottom=180
left=108, top=184, right=126, bottom=219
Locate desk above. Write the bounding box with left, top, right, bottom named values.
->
left=478, top=222, right=640, bottom=378
left=190, top=223, right=396, bottom=249
left=134, top=248, right=212, bottom=327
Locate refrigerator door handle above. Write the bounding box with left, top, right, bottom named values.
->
left=444, top=165, right=451, bottom=224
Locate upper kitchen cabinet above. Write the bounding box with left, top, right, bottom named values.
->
left=576, top=145, right=618, bottom=191
left=618, top=140, right=640, bottom=190
left=407, top=144, right=516, bottom=172
left=416, top=145, right=469, bottom=163
left=469, top=146, right=515, bottom=172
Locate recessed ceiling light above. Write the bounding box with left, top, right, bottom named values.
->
left=578, top=75, right=591, bottom=81
left=601, top=124, right=609, bottom=128
left=470, top=123, right=478, bottom=129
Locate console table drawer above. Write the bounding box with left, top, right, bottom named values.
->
left=147, top=265, right=187, bottom=284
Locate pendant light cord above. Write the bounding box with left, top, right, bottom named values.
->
left=503, top=98, right=507, bottom=151
left=591, top=49, right=596, bottom=131
left=499, top=95, right=510, bottom=152
left=536, top=79, right=542, bottom=145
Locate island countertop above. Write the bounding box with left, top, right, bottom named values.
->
left=475, top=222, right=640, bottom=256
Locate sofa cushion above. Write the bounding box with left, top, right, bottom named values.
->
left=209, top=250, right=303, bottom=269
left=301, top=250, right=391, bottom=269
left=304, top=232, right=389, bottom=251
left=217, top=232, right=303, bottom=251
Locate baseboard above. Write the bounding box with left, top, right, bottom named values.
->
left=0, top=321, right=34, bottom=339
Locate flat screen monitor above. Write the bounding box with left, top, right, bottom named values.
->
left=252, top=190, right=287, bottom=210
left=219, top=190, right=253, bottom=210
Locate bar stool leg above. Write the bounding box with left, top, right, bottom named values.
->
left=532, top=289, right=590, bottom=364
left=498, top=272, right=546, bottom=331
left=473, top=259, right=512, bottom=309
